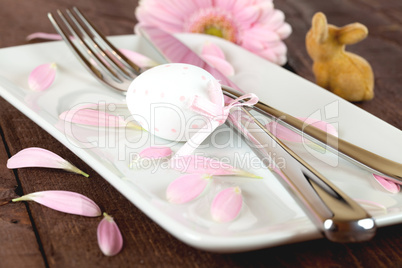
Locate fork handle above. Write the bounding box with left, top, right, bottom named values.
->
left=227, top=108, right=376, bottom=242
left=222, top=86, right=402, bottom=184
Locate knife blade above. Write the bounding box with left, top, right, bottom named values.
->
left=137, top=25, right=377, bottom=242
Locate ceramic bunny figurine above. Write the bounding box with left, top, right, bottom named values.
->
left=306, top=12, right=374, bottom=101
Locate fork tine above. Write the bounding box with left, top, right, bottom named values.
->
left=47, top=11, right=127, bottom=92
left=47, top=12, right=103, bottom=80
left=56, top=9, right=124, bottom=83
left=65, top=9, right=135, bottom=81
left=72, top=7, right=141, bottom=76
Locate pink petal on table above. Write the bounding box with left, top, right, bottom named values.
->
left=26, top=32, right=64, bottom=41
left=118, top=48, right=159, bottom=68
left=139, top=146, right=173, bottom=159
left=166, top=174, right=211, bottom=204
left=373, top=174, right=400, bottom=193
left=97, top=212, right=123, bottom=256
left=12, top=190, right=101, bottom=217
left=7, top=147, right=89, bottom=177
left=28, top=63, right=57, bottom=91
left=266, top=117, right=338, bottom=143
left=59, top=108, right=141, bottom=130
left=211, top=186, right=243, bottom=222
left=171, top=155, right=261, bottom=178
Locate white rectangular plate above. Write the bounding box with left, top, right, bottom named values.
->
left=1, top=34, right=402, bottom=252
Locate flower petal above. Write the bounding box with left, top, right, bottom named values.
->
left=276, top=22, right=292, bottom=39
left=211, top=186, right=243, bottom=222
left=26, top=32, right=63, bottom=41
left=266, top=117, right=338, bottom=143
left=119, top=48, right=159, bottom=69
left=236, top=4, right=264, bottom=26
left=130, top=146, right=173, bottom=169
left=202, top=54, right=235, bottom=77
left=261, top=9, right=286, bottom=30
left=12, top=190, right=101, bottom=217
left=170, top=155, right=261, bottom=178
left=373, top=174, right=400, bottom=193
left=242, top=27, right=280, bottom=48
left=135, top=0, right=291, bottom=64
left=139, top=146, right=173, bottom=159
left=97, top=212, right=123, bottom=256
left=89, top=49, right=158, bottom=71
left=354, top=198, right=387, bottom=213
left=59, top=108, right=141, bottom=130
left=28, top=63, right=57, bottom=91
left=7, top=147, right=89, bottom=177
left=201, top=42, right=225, bottom=59
left=166, top=174, right=211, bottom=204
left=275, top=54, right=287, bottom=66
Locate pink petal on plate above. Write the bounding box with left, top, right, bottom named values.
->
left=354, top=198, right=387, bottom=213
left=201, top=42, right=225, bottom=59
left=201, top=42, right=235, bottom=76
left=211, top=186, right=243, bottom=222
left=166, top=174, right=211, bottom=204
left=97, top=212, right=123, bottom=256
left=28, top=63, right=57, bottom=91
left=12, top=190, right=101, bottom=217
left=119, top=48, right=159, bottom=69
left=90, top=49, right=158, bottom=70
left=7, top=147, right=89, bottom=177
left=171, top=155, right=261, bottom=178
left=59, top=108, right=141, bottom=130
left=266, top=117, right=338, bottom=143
left=373, top=174, right=400, bottom=193
left=139, top=146, right=173, bottom=159
left=202, top=54, right=235, bottom=77
left=73, top=102, right=128, bottom=110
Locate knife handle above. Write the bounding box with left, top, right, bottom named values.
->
left=222, top=85, right=402, bottom=184
left=226, top=108, right=376, bottom=242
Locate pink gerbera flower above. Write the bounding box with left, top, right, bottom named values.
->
left=135, top=0, right=292, bottom=65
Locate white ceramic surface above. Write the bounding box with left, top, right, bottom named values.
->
left=0, top=34, right=402, bottom=253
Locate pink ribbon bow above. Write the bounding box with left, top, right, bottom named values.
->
left=174, top=92, right=259, bottom=157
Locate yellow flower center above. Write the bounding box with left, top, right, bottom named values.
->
left=187, top=10, right=238, bottom=43
left=204, top=26, right=224, bottom=38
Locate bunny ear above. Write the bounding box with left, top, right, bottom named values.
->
left=311, top=12, right=328, bottom=43
left=338, top=23, right=368, bottom=45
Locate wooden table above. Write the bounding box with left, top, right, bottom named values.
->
left=1, top=0, right=401, bottom=267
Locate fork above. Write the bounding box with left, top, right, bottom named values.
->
left=48, top=7, right=141, bottom=92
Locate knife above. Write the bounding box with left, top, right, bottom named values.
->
left=137, top=26, right=402, bottom=185
left=137, top=25, right=377, bottom=242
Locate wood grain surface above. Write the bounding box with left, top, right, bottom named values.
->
left=0, top=0, right=401, bottom=267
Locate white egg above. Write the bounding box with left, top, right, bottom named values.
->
left=126, top=63, right=223, bottom=141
